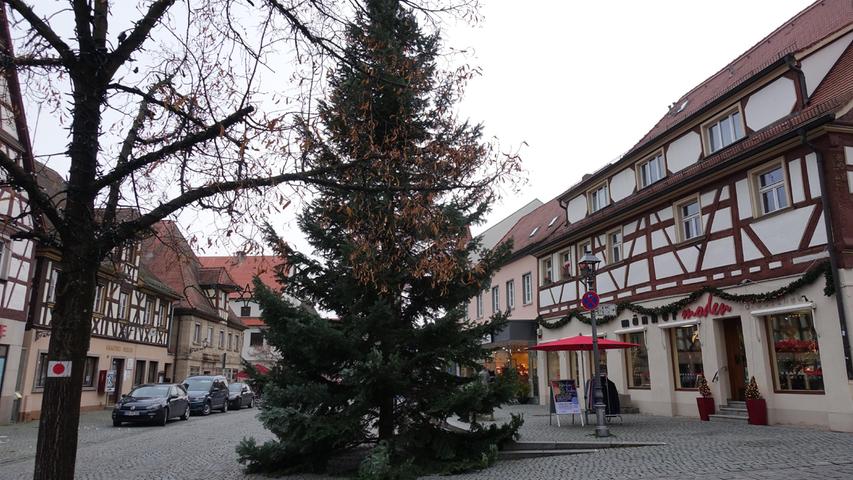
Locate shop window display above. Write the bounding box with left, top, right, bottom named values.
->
left=671, top=325, right=703, bottom=389
left=767, top=312, right=823, bottom=392
left=624, top=332, right=650, bottom=389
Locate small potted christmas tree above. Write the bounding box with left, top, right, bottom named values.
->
left=696, top=375, right=715, bottom=421
left=745, top=376, right=767, bottom=425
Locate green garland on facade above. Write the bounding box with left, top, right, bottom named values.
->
left=537, top=260, right=833, bottom=330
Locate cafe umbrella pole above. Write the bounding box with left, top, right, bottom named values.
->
left=579, top=250, right=610, bottom=438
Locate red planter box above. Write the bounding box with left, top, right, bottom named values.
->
left=696, top=397, right=715, bottom=421
left=746, top=398, right=768, bottom=425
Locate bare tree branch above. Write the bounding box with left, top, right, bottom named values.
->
left=93, top=106, right=254, bottom=191
left=0, top=149, right=64, bottom=231
left=3, top=55, right=64, bottom=67
left=107, top=0, right=176, bottom=76
left=5, top=0, right=76, bottom=64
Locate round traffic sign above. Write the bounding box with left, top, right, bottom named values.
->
left=51, top=363, right=66, bottom=375
left=581, top=291, right=600, bottom=311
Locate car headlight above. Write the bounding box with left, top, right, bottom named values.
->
left=146, top=404, right=162, bottom=410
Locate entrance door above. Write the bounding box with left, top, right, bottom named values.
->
left=722, top=318, right=748, bottom=401
left=107, top=358, right=124, bottom=406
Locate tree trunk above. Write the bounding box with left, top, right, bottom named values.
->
left=33, top=254, right=98, bottom=480
left=33, top=65, right=103, bottom=480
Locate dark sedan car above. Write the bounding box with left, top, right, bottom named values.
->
left=112, top=384, right=190, bottom=427
left=227, top=382, right=255, bottom=409
left=183, top=375, right=230, bottom=415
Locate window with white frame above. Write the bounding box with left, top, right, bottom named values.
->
left=0, top=239, right=10, bottom=280
left=505, top=279, right=515, bottom=310
left=559, top=249, right=572, bottom=279
left=146, top=297, right=156, bottom=324
left=491, top=286, right=500, bottom=313
left=675, top=198, right=702, bottom=242
left=752, top=163, right=789, bottom=215
left=193, top=323, right=201, bottom=343
left=207, top=326, right=214, bottom=345
left=587, top=182, right=609, bottom=213
left=704, top=107, right=744, bottom=153
left=475, top=292, right=483, bottom=318
left=46, top=268, right=60, bottom=303
left=522, top=273, right=532, bottom=305
left=219, top=330, right=225, bottom=349
left=118, top=292, right=129, bottom=320
left=159, top=304, right=169, bottom=327
left=607, top=229, right=623, bottom=264
left=93, top=284, right=104, bottom=314
left=637, top=153, right=665, bottom=188
left=578, top=241, right=592, bottom=259
left=540, top=257, right=553, bottom=285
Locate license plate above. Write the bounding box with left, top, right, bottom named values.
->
left=125, top=411, right=140, bottom=416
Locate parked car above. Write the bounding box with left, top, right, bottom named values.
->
left=112, top=383, right=190, bottom=427
left=183, top=375, right=230, bottom=415
left=227, top=382, right=255, bottom=409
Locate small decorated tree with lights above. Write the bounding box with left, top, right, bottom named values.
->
left=745, top=377, right=767, bottom=425
left=696, top=375, right=715, bottom=421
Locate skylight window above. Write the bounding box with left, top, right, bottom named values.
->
left=547, top=216, right=558, bottom=228
left=529, top=226, right=539, bottom=238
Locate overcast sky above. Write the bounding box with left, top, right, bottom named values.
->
left=451, top=0, right=813, bottom=236
left=22, top=0, right=815, bottom=253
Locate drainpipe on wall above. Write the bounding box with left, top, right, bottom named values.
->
left=800, top=129, right=853, bottom=380
left=785, top=55, right=810, bottom=106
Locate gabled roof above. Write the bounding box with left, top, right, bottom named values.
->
left=497, top=197, right=566, bottom=259
left=197, top=266, right=239, bottom=291
left=627, top=0, right=852, bottom=159
left=198, top=255, right=284, bottom=299
left=140, top=220, right=245, bottom=329
left=471, top=199, right=543, bottom=261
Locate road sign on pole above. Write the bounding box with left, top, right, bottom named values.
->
left=581, top=291, right=600, bottom=311
left=597, top=303, right=616, bottom=316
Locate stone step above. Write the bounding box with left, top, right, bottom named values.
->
left=708, top=413, right=749, bottom=423
left=498, top=449, right=598, bottom=460
left=727, top=400, right=747, bottom=407
left=622, top=406, right=640, bottom=414
left=719, top=406, right=748, bottom=415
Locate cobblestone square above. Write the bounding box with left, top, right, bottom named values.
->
left=3, top=405, right=853, bottom=479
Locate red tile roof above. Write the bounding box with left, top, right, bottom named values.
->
left=198, top=255, right=284, bottom=299
left=497, top=198, right=566, bottom=257
left=240, top=317, right=267, bottom=327
left=197, top=266, right=239, bottom=290
left=626, top=0, right=853, bottom=159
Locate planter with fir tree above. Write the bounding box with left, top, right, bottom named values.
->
left=696, top=376, right=715, bottom=421
left=745, top=377, right=768, bottom=425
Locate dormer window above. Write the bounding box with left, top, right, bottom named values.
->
left=637, top=152, right=665, bottom=189
left=703, top=106, right=744, bottom=154
left=587, top=181, right=609, bottom=213
left=547, top=216, right=559, bottom=228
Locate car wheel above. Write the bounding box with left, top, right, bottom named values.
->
left=181, top=405, right=190, bottom=421
left=202, top=402, right=211, bottom=416
left=159, top=408, right=169, bottom=426
left=113, top=419, right=121, bottom=427
left=249, top=397, right=254, bottom=408
left=221, top=399, right=228, bottom=413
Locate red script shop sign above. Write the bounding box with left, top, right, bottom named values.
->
left=681, top=295, right=732, bottom=320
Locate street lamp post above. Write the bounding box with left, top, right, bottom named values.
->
left=579, top=250, right=609, bottom=438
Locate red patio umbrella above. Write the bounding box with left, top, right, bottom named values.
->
left=529, top=335, right=638, bottom=427
left=528, top=334, right=639, bottom=352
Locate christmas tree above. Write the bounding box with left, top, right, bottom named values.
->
left=236, top=0, right=522, bottom=476
left=698, top=375, right=712, bottom=398
left=745, top=376, right=762, bottom=400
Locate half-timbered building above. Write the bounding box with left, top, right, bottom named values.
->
left=18, top=165, right=180, bottom=421
left=533, top=1, right=853, bottom=430
left=142, top=221, right=246, bottom=382
left=0, top=8, right=44, bottom=424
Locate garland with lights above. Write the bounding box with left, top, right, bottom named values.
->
left=537, top=260, right=833, bottom=330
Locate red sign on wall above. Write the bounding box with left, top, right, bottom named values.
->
left=681, top=295, right=732, bottom=319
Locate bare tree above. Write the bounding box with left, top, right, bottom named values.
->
left=0, top=1, right=515, bottom=479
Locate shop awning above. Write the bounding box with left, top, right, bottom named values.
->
left=528, top=334, right=638, bottom=352
left=750, top=302, right=814, bottom=317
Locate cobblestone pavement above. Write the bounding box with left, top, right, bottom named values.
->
left=2, top=404, right=853, bottom=479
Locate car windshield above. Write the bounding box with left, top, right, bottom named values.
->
left=228, top=384, right=243, bottom=392
left=128, top=385, right=170, bottom=398
left=184, top=379, right=213, bottom=392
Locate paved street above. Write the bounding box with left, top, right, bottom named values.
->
left=2, top=404, right=853, bottom=479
